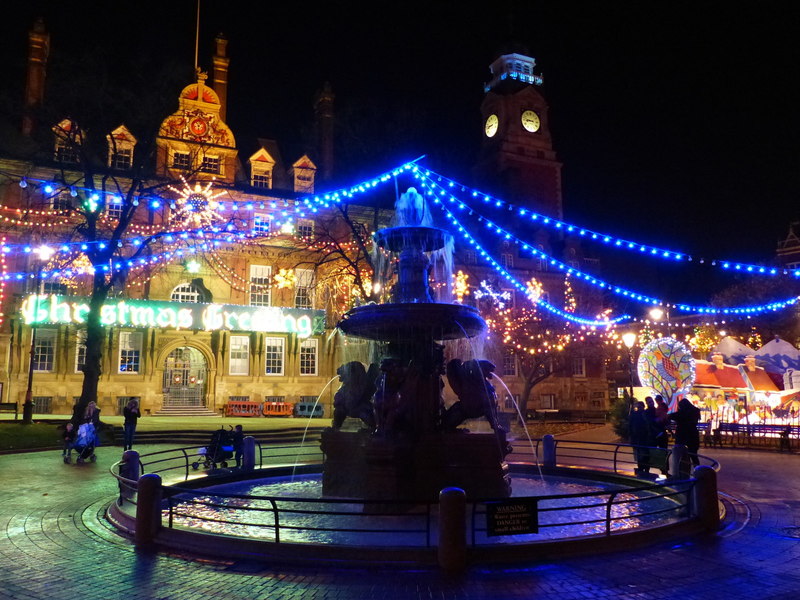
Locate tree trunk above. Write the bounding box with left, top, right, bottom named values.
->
left=73, top=278, right=109, bottom=422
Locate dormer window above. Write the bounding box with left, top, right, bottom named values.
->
left=252, top=171, right=271, bottom=189
left=107, top=125, right=136, bottom=170
left=53, top=118, right=82, bottom=164
left=291, top=155, right=317, bottom=194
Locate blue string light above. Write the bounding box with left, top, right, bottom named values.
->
left=421, top=167, right=792, bottom=278
left=417, top=170, right=800, bottom=318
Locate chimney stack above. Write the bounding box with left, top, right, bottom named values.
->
left=744, top=355, right=757, bottom=371
left=314, top=82, right=335, bottom=182
left=22, top=18, right=50, bottom=137
left=212, top=33, right=229, bottom=122
left=711, top=353, right=725, bottom=369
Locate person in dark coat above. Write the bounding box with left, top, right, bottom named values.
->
left=122, top=399, right=140, bottom=451
left=629, top=401, right=655, bottom=475
left=669, top=397, right=702, bottom=466
left=232, top=424, right=244, bottom=468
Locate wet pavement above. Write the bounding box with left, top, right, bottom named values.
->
left=1, top=425, right=799, bottom=599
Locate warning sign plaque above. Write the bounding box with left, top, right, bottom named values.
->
left=486, top=499, right=539, bottom=536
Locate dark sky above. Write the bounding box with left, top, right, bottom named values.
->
left=3, top=1, right=799, bottom=305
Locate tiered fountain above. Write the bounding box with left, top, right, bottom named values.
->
left=320, top=189, right=512, bottom=501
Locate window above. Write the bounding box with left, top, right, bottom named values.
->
left=43, top=281, right=68, bottom=295
left=229, top=335, right=250, bottom=376
left=252, top=172, right=271, bottom=189
left=264, top=337, right=284, bottom=375
left=465, top=249, right=477, bottom=264
left=295, top=268, right=314, bottom=309
left=504, top=394, right=519, bottom=410
left=119, top=331, right=142, bottom=374
left=500, top=253, right=514, bottom=268
left=75, top=330, right=87, bottom=373
left=33, top=328, right=56, bottom=372
left=540, top=394, right=555, bottom=409
left=299, top=338, right=318, bottom=375
left=110, top=148, right=132, bottom=170
left=249, top=265, right=272, bottom=306
left=200, top=155, right=220, bottom=174
left=50, top=192, right=72, bottom=211
left=54, top=142, right=78, bottom=164
left=502, top=352, right=517, bottom=377
left=32, top=396, right=53, bottom=414
left=296, top=219, right=314, bottom=239
left=172, top=152, right=190, bottom=170
left=106, top=196, right=123, bottom=220
left=576, top=392, right=588, bottom=407
left=572, top=358, right=586, bottom=377
left=171, top=283, right=201, bottom=303
left=253, top=213, right=271, bottom=235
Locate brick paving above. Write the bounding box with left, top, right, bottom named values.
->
left=2, top=427, right=800, bottom=599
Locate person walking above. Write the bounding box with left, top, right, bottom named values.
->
left=669, top=397, right=702, bottom=466
left=122, top=399, right=140, bottom=451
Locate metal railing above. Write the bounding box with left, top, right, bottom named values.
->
left=110, top=438, right=716, bottom=550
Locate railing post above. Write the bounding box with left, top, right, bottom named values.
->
left=542, top=434, right=556, bottom=469
left=118, top=450, right=140, bottom=505
left=438, top=487, right=467, bottom=571
left=135, top=473, right=163, bottom=546
left=670, top=444, right=689, bottom=479
left=243, top=435, right=256, bottom=471
left=691, top=465, right=720, bottom=532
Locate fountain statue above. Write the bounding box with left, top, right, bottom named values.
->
left=321, top=188, right=512, bottom=501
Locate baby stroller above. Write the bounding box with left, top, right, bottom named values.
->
left=192, top=426, right=234, bottom=470
left=72, top=423, right=98, bottom=464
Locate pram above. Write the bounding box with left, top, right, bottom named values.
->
left=192, top=426, right=234, bottom=470
left=71, top=423, right=98, bottom=464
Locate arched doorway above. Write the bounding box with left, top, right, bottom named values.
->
left=162, top=347, right=208, bottom=408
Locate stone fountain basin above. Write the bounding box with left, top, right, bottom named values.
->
left=337, top=302, right=485, bottom=341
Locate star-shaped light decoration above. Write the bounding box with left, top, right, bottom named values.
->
left=273, top=268, right=297, bottom=289
left=185, top=259, right=201, bottom=274
left=167, top=176, right=226, bottom=228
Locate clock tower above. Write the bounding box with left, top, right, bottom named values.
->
left=473, top=47, right=563, bottom=219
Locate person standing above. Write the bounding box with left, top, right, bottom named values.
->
left=669, top=397, right=702, bottom=466
left=232, top=424, right=244, bottom=468
left=629, top=401, right=655, bottom=475
left=122, top=400, right=140, bottom=451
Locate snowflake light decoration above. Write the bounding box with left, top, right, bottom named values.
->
left=474, top=280, right=512, bottom=309
left=167, top=177, right=226, bottom=228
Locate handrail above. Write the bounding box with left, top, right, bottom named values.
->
left=110, top=437, right=711, bottom=550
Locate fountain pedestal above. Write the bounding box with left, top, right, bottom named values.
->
left=321, top=429, right=511, bottom=501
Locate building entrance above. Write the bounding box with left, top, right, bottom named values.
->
left=163, top=347, right=207, bottom=407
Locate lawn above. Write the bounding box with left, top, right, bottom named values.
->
left=0, top=422, right=63, bottom=451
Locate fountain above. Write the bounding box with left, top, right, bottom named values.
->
left=321, top=188, right=512, bottom=501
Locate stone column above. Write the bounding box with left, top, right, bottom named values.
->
left=135, top=473, right=162, bottom=546
left=542, top=434, right=556, bottom=469
left=242, top=435, right=256, bottom=471
left=438, top=487, right=467, bottom=571
left=691, top=465, right=720, bottom=532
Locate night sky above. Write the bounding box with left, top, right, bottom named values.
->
left=2, top=2, right=799, bottom=307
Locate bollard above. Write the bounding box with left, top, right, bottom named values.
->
left=135, top=473, right=163, bottom=546
left=691, top=465, right=720, bottom=532
left=242, top=436, right=256, bottom=471
left=118, top=450, right=140, bottom=504
left=670, top=444, right=688, bottom=479
left=438, top=487, right=467, bottom=571
left=542, top=434, right=556, bottom=469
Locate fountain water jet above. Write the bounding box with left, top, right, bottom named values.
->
left=321, top=188, right=512, bottom=501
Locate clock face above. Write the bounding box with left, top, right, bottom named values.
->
left=521, top=110, right=541, bottom=133
left=189, top=117, right=208, bottom=137
left=485, top=114, right=499, bottom=138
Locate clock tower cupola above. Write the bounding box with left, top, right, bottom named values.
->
left=474, top=47, right=563, bottom=219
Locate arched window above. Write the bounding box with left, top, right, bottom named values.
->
left=171, top=282, right=202, bottom=303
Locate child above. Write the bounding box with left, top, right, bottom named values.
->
left=232, top=424, right=244, bottom=468
left=62, top=422, right=76, bottom=463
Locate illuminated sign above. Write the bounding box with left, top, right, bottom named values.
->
left=21, top=295, right=324, bottom=338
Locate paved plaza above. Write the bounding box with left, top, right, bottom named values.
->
left=1, top=424, right=799, bottom=599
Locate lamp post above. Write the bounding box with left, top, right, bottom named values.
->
left=622, top=332, right=637, bottom=405
left=22, top=244, right=55, bottom=424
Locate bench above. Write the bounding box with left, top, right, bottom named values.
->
left=0, top=402, right=18, bottom=419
